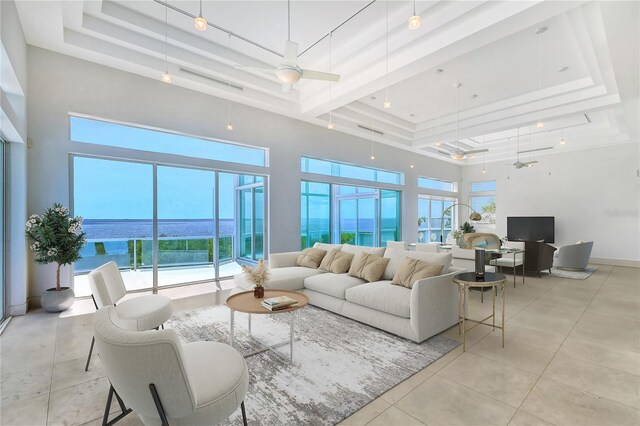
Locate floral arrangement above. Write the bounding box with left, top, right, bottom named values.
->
left=241, top=258, right=270, bottom=289
left=451, top=229, right=463, bottom=240
left=25, top=203, right=86, bottom=291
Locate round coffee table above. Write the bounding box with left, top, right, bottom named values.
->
left=226, top=290, right=308, bottom=362
left=453, top=272, right=507, bottom=351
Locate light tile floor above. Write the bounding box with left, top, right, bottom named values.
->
left=1, top=265, right=639, bottom=425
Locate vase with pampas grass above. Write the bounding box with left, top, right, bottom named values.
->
left=241, top=259, right=270, bottom=298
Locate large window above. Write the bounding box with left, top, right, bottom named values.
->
left=418, top=177, right=457, bottom=192
left=301, top=157, right=404, bottom=185
left=301, top=181, right=400, bottom=248
left=469, top=180, right=496, bottom=225
left=73, top=156, right=266, bottom=296
left=70, top=115, right=267, bottom=167
left=418, top=197, right=455, bottom=243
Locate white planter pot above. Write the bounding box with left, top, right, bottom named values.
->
left=41, top=287, right=75, bottom=312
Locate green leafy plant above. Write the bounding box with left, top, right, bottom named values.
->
left=460, top=221, right=476, bottom=234
left=25, top=203, right=86, bottom=291
left=418, top=216, right=428, bottom=227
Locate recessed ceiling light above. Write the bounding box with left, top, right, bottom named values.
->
left=410, top=164, right=415, bottom=168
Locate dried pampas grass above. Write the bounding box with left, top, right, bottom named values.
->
left=241, top=258, right=270, bottom=288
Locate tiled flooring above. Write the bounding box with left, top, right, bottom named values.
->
left=1, top=266, right=639, bottom=425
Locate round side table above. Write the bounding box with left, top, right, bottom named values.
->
left=452, top=272, right=507, bottom=351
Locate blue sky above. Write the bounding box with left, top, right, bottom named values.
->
left=74, top=157, right=237, bottom=219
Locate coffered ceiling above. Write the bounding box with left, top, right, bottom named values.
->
left=15, top=0, right=639, bottom=165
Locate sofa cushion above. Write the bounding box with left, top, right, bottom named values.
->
left=296, top=248, right=327, bottom=269
left=304, top=273, right=367, bottom=299
left=236, top=267, right=324, bottom=291
left=348, top=253, right=390, bottom=282
left=382, top=248, right=452, bottom=280
left=341, top=244, right=386, bottom=257
left=391, top=258, right=444, bottom=289
left=345, top=281, right=411, bottom=318
left=319, top=249, right=354, bottom=274
left=313, top=242, right=343, bottom=252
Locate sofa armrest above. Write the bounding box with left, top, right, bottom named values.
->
left=269, top=251, right=302, bottom=268
left=409, top=267, right=465, bottom=342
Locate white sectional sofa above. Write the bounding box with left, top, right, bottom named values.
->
left=234, top=243, right=465, bottom=343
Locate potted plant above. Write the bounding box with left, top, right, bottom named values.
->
left=418, top=216, right=427, bottom=242
left=241, top=259, right=270, bottom=298
left=25, top=203, right=86, bottom=312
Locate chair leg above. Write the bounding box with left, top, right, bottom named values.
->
left=241, top=401, right=248, bottom=426
left=102, top=385, right=132, bottom=426
left=85, top=337, right=95, bottom=372
left=161, top=324, right=164, bottom=330
left=149, top=384, right=169, bottom=426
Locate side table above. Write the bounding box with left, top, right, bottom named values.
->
left=452, top=272, right=507, bottom=351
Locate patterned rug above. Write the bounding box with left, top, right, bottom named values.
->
left=166, top=305, right=459, bottom=425
left=550, top=265, right=599, bottom=280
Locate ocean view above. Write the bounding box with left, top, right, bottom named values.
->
left=83, top=219, right=237, bottom=240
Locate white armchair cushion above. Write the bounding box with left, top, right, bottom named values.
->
left=114, top=295, right=173, bottom=331
left=345, top=281, right=411, bottom=318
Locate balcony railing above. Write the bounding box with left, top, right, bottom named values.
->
left=75, top=235, right=234, bottom=274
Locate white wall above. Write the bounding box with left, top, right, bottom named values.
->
left=26, top=46, right=460, bottom=301
left=1, top=0, right=28, bottom=315
left=461, top=143, right=640, bottom=264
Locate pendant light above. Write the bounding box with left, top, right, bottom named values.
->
left=559, top=77, right=567, bottom=145
left=383, top=0, right=392, bottom=109
left=481, top=135, right=487, bottom=173
left=327, top=32, right=335, bottom=130
left=225, top=33, right=234, bottom=131
left=194, top=0, right=207, bottom=31
left=435, top=69, right=443, bottom=146
left=535, top=27, right=547, bottom=128
left=160, top=3, right=171, bottom=83
left=408, top=0, right=421, bottom=30
left=450, top=83, right=465, bottom=160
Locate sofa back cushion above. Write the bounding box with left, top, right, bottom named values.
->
left=391, top=258, right=444, bottom=289
left=383, top=248, right=452, bottom=280
left=348, top=253, right=390, bottom=282
left=313, top=242, right=343, bottom=252
left=319, top=249, right=355, bottom=274
left=296, top=248, right=327, bottom=269
left=341, top=244, right=386, bottom=257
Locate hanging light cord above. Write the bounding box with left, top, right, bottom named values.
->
left=329, top=32, right=333, bottom=122
left=413, top=0, right=417, bottom=15
left=228, top=33, right=232, bottom=123
left=164, top=2, right=168, bottom=71
left=455, top=85, right=460, bottom=150
left=436, top=70, right=440, bottom=141
left=199, top=0, right=202, bottom=16
left=385, top=0, right=389, bottom=99
left=537, top=31, right=542, bottom=122
left=288, top=0, right=291, bottom=41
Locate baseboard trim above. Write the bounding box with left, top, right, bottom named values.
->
left=9, top=302, right=28, bottom=316
left=590, top=257, right=640, bottom=268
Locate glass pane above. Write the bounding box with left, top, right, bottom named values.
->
left=300, top=156, right=403, bottom=185
left=357, top=197, right=376, bottom=246
left=254, top=186, right=264, bottom=259
left=73, top=157, right=153, bottom=294
left=157, top=166, right=215, bottom=287
left=418, top=198, right=428, bottom=243
left=418, top=177, right=455, bottom=192
left=380, top=190, right=400, bottom=246
left=470, top=195, right=496, bottom=224
left=300, top=181, right=330, bottom=249
left=339, top=199, right=357, bottom=244
left=239, top=188, right=253, bottom=258
left=470, top=181, right=497, bottom=192
left=70, top=116, right=266, bottom=166
left=0, top=143, right=3, bottom=320
left=218, top=173, right=241, bottom=279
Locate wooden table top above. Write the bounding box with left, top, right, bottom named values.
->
left=226, top=290, right=309, bottom=314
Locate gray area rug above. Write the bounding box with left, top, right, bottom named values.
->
left=550, top=265, right=599, bottom=280
left=166, top=305, right=459, bottom=425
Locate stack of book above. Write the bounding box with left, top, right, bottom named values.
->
left=261, top=295, right=299, bottom=311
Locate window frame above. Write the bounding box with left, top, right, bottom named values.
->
left=418, top=195, right=458, bottom=244
left=418, top=177, right=458, bottom=192
left=468, top=180, right=496, bottom=226
left=301, top=156, right=405, bottom=186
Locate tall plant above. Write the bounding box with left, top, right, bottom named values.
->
left=25, top=203, right=87, bottom=291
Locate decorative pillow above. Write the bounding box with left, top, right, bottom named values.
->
left=474, top=240, right=488, bottom=249
left=391, top=258, right=444, bottom=289
left=319, top=249, right=355, bottom=274
left=313, top=242, right=343, bottom=252
left=296, top=248, right=327, bottom=269
left=348, top=253, right=390, bottom=282
left=382, top=248, right=452, bottom=280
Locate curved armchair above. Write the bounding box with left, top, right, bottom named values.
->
left=85, top=262, right=173, bottom=371
left=554, top=241, right=594, bottom=271
left=93, top=305, right=249, bottom=426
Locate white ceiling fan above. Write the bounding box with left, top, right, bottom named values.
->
left=236, top=1, right=340, bottom=92
left=511, top=129, right=538, bottom=169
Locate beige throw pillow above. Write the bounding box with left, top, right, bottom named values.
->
left=296, top=248, right=327, bottom=269
left=391, top=258, right=444, bottom=289
left=348, top=253, right=390, bottom=282
left=320, top=249, right=355, bottom=274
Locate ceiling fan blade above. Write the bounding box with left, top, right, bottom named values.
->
left=523, top=161, right=539, bottom=165
left=517, top=147, right=553, bottom=154
left=300, top=69, right=341, bottom=82
left=282, top=83, right=293, bottom=93
left=283, top=40, right=298, bottom=63
left=463, top=149, right=489, bottom=155
left=437, top=150, right=452, bottom=156
left=235, top=66, right=276, bottom=75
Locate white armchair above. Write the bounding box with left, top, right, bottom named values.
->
left=386, top=241, right=407, bottom=250
left=554, top=241, right=594, bottom=271
left=85, top=262, right=173, bottom=371
left=489, top=241, right=525, bottom=270
left=93, top=305, right=249, bottom=425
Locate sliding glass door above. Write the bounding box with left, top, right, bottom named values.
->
left=73, top=156, right=266, bottom=292
left=300, top=181, right=331, bottom=248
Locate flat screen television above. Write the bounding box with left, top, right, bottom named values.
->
left=507, top=216, right=555, bottom=243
